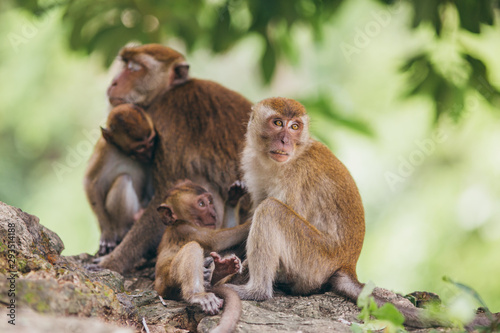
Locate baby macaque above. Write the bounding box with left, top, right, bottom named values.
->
left=154, top=180, right=250, bottom=332
left=84, top=103, right=155, bottom=255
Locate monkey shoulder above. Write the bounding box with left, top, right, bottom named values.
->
left=189, top=79, right=252, bottom=105
left=166, top=79, right=251, bottom=111
left=294, top=141, right=360, bottom=197
left=302, top=141, right=351, bottom=179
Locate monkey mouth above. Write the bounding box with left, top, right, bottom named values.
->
left=270, top=150, right=290, bottom=162
left=108, top=97, right=127, bottom=106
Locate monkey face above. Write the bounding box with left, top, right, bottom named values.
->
left=190, top=193, right=217, bottom=229
left=266, top=116, right=304, bottom=163
left=107, top=55, right=167, bottom=107
left=158, top=186, right=218, bottom=228
left=128, top=132, right=156, bottom=163
left=107, top=45, right=189, bottom=107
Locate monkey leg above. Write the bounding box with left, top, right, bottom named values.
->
left=229, top=197, right=337, bottom=301
left=172, top=241, right=224, bottom=315
left=99, top=174, right=140, bottom=255
left=99, top=193, right=165, bottom=272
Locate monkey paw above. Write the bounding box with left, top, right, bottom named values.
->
left=97, top=238, right=118, bottom=256
left=227, top=180, right=248, bottom=206
left=210, top=252, right=242, bottom=284
left=189, top=292, right=223, bottom=315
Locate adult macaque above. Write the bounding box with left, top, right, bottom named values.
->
left=84, top=104, right=156, bottom=255
left=155, top=180, right=249, bottom=332
left=100, top=44, right=252, bottom=273
left=227, top=97, right=463, bottom=328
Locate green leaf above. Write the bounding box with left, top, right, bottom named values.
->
left=479, top=0, right=494, bottom=25
left=456, top=0, right=481, bottom=34
left=442, top=276, right=490, bottom=311
left=372, top=303, right=405, bottom=326
left=350, top=323, right=364, bottom=333
left=465, top=54, right=500, bottom=106
left=404, top=295, right=417, bottom=307
left=410, top=0, right=442, bottom=35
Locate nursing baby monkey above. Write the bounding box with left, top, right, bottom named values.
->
left=225, top=97, right=491, bottom=330
left=84, top=103, right=155, bottom=255
left=155, top=180, right=250, bottom=333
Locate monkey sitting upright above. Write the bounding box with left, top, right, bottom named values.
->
left=84, top=103, right=156, bottom=255
left=154, top=180, right=250, bottom=333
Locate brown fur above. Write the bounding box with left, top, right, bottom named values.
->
left=84, top=104, right=155, bottom=255
left=99, top=44, right=252, bottom=272
left=154, top=181, right=248, bottom=332
left=228, top=97, right=448, bottom=328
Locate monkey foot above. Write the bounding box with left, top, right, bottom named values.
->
left=97, top=239, right=118, bottom=256
left=189, top=292, right=223, bottom=315
left=225, top=283, right=272, bottom=301
left=210, top=252, right=242, bottom=284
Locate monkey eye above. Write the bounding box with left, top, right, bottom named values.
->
left=127, top=61, right=142, bottom=72
left=291, top=123, right=299, bottom=130
left=198, top=200, right=205, bottom=207
left=273, top=119, right=283, bottom=127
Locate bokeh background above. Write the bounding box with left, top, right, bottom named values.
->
left=1, top=0, right=499, bottom=313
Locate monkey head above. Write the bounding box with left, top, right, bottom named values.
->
left=101, top=103, right=156, bottom=163
left=107, top=44, right=190, bottom=107
left=157, top=180, right=217, bottom=229
left=247, top=97, right=310, bottom=163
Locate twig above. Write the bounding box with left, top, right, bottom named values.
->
left=142, top=317, right=150, bottom=333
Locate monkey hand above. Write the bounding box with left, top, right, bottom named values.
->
left=210, top=252, right=242, bottom=285
left=227, top=180, right=248, bottom=206
left=203, top=256, right=215, bottom=288
left=188, top=292, right=223, bottom=315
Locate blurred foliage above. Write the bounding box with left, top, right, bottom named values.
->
left=8, top=0, right=500, bottom=123
left=9, top=0, right=343, bottom=82
left=377, top=0, right=500, bottom=120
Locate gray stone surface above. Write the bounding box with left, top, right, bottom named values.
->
left=1, top=201, right=492, bottom=332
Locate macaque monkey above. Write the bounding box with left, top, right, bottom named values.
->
left=100, top=44, right=252, bottom=273
left=155, top=180, right=249, bottom=333
left=84, top=104, right=156, bottom=255
left=227, top=97, right=460, bottom=328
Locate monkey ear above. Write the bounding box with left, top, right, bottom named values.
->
left=171, top=62, right=189, bottom=87
left=157, top=204, right=177, bottom=225
left=101, top=127, right=112, bottom=143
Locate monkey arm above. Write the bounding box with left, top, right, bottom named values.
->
left=206, top=219, right=251, bottom=252
left=84, top=174, right=112, bottom=232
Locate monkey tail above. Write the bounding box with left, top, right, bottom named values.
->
left=328, top=270, right=451, bottom=329
left=209, top=285, right=242, bottom=333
